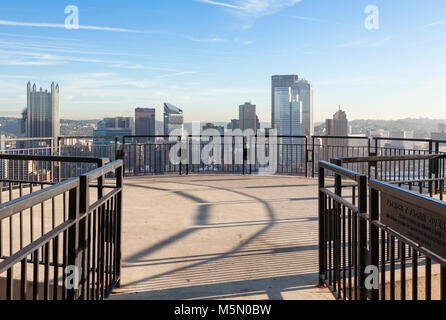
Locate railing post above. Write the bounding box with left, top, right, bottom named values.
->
left=179, top=136, right=182, bottom=176
left=67, top=184, right=80, bottom=300
left=358, top=175, right=368, bottom=300
left=312, top=136, right=315, bottom=178
left=318, top=163, right=326, bottom=286
left=428, top=141, right=434, bottom=195
left=243, top=136, right=246, bottom=175
left=369, top=184, right=380, bottom=300
left=331, top=158, right=342, bottom=296
left=78, top=174, right=89, bottom=300
left=115, top=162, right=123, bottom=288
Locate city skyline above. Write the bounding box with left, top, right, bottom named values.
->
left=0, top=1, right=445, bottom=122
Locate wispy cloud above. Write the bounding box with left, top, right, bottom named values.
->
left=281, top=14, right=327, bottom=23
left=195, top=0, right=302, bottom=28
left=0, top=19, right=225, bottom=43
left=185, top=36, right=225, bottom=43
left=196, top=0, right=242, bottom=9
left=336, top=37, right=393, bottom=49
left=425, top=20, right=446, bottom=27
left=0, top=19, right=164, bottom=34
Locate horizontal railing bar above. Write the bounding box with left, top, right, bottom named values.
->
left=0, top=179, right=56, bottom=186
left=0, top=219, right=76, bottom=273
left=0, top=137, right=55, bottom=142
left=319, top=160, right=366, bottom=182
left=0, top=153, right=108, bottom=164
left=340, top=154, right=446, bottom=163
left=0, top=178, right=79, bottom=220
left=370, top=219, right=446, bottom=268
left=320, top=188, right=359, bottom=212
left=388, top=178, right=446, bottom=184
left=313, top=135, right=370, bottom=140
left=374, top=137, right=446, bottom=144
left=87, top=188, right=121, bottom=213
left=83, top=160, right=122, bottom=181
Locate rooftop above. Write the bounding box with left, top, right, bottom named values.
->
left=110, top=174, right=333, bottom=300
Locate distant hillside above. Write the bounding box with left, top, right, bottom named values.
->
left=0, top=117, right=19, bottom=136
left=349, top=118, right=446, bottom=138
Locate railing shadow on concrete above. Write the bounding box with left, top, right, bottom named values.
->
left=0, top=153, right=124, bottom=300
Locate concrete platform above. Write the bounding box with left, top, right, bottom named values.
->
left=109, top=174, right=333, bottom=300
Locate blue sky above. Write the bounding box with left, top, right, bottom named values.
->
left=0, top=0, right=445, bottom=123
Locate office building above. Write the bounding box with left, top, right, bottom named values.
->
left=227, top=119, right=239, bottom=130
left=325, top=108, right=349, bottom=147
left=239, top=102, right=257, bottom=133
left=274, top=86, right=303, bottom=165
left=163, top=103, right=184, bottom=137
left=21, top=82, right=60, bottom=138
left=135, top=108, right=156, bottom=140
left=292, top=80, right=314, bottom=136
left=97, top=117, right=134, bottom=133
left=271, top=75, right=299, bottom=130
left=202, top=123, right=225, bottom=136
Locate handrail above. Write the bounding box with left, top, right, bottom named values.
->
left=82, top=159, right=123, bottom=181
left=374, top=136, right=446, bottom=144
left=319, top=160, right=366, bottom=182
left=0, top=153, right=109, bottom=164
left=0, top=178, right=79, bottom=220
left=339, top=153, right=446, bottom=163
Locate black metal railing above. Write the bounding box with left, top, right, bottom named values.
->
left=4, top=135, right=446, bottom=178
left=0, top=155, right=123, bottom=300
left=368, top=180, right=446, bottom=300
left=318, top=159, right=446, bottom=300
left=122, top=135, right=309, bottom=176
left=318, top=160, right=368, bottom=300
left=337, top=153, right=446, bottom=183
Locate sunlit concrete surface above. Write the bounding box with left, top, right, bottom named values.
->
left=109, top=174, right=333, bottom=300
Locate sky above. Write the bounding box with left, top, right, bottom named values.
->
left=0, top=0, right=445, bottom=123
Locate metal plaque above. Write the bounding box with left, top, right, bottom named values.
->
left=381, top=193, right=446, bottom=259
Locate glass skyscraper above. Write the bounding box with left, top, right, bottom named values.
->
left=163, top=103, right=184, bottom=137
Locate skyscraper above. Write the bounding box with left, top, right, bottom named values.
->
left=227, top=119, right=239, bottom=130
left=163, top=103, right=184, bottom=137
left=239, top=102, right=257, bottom=133
left=325, top=108, right=348, bottom=146
left=135, top=108, right=156, bottom=140
left=292, top=80, right=314, bottom=137
left=24, top=82, right=60, bottom=138
left=274, top=86, right=303, bottom=165
left=97, top=117, right=134, bottom=132
left=271, top=75, right=298, bottom=129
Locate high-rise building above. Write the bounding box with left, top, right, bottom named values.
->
left=274, top=86, right=303, bottom=164
left=202, top=123, right=225, bottom=136
left=271, top=75, right=298, bottom=129
left=135, top=108, right=156, bottom=140
left=292, top=80, right=314, bottom=136
left=227, top=119, right=239, bottom=130
left=0, top=134, right=5, bottom=151
left=23, top=82, right=60, bottom=138
left=163, top=103, right=184, bottom=137
left=93, top=116, right=134, bottom=157
left=97, top=116, right=134, bottom=132
left=239, top=102, right=257, bottom=133
left=325, top=108, right=349, bottom=147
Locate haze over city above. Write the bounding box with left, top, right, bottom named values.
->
left=0, top=0, right=445, bottom=122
